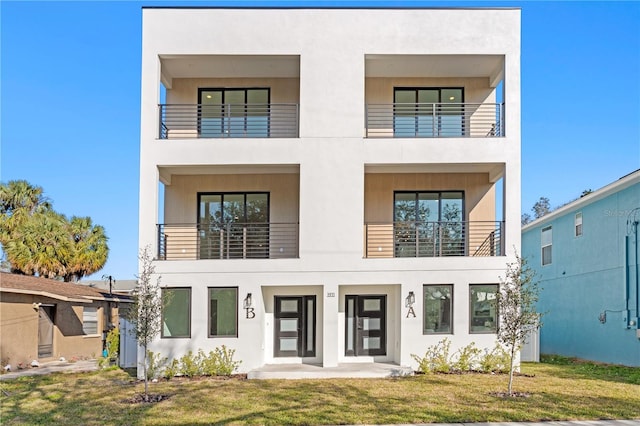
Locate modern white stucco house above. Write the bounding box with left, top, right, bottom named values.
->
left=138, top=7, right=521, bottom=374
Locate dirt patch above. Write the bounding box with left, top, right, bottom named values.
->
left=123, top=393, right=171, bottom=404
left=489, top=391, right=531, bottom=398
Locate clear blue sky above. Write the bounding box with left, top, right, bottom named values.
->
left=1, top=1, right=639, bottom=281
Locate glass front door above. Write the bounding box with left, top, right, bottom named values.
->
left=38, top=306, right=54, bottom=358
left=274, top=296, right=316, bottom=357
left=345, top=295, right=386, bottom=356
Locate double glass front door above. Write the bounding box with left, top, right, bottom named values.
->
left=274, top=296, right=316, bottom=357
left=345, top=295, right=386, bottom=356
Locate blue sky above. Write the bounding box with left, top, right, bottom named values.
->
left=1, top=1, right=639, bottom=281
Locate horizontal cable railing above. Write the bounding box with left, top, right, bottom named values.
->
left=364, top=221, right=503, bottom=258
left=159, top=104, right=299, bottom=139
left=158, top=222, right=299, bottom=260
left=365, top=103, right=504, bottom=138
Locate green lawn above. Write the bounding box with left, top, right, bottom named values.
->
left=1, top=358, right=639, bottom=425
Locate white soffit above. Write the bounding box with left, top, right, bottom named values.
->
left=160, top=55, right=301, bottom=79
left=365, top=54, right=504, bottom=78
left=365, top=163, right=504, bottom=174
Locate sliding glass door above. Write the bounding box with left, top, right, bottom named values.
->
left=394, top=88, right=464, bottom=137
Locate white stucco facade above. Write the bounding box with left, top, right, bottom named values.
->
left=139, top=7, right=521, bottom=373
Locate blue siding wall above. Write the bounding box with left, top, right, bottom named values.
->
left=522, top=182, right=640, bottom=366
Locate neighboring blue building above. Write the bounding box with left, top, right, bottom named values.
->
left=522, top=170, right=640, bottom=366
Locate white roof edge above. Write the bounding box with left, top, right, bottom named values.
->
left=522, top=169, right=640, bottom=231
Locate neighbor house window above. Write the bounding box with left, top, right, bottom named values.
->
left=469, top=284, right=498, bottom=333
left=423, top=285, right=453, bottom=334
left=161, top=288, right=191, bottom=338
left=209, top=287, right=238, bottom=337
left=82, top=306, right=98, bottom=335
left=575, top=212, right=583, bottom=237
left=541, top=226, right=552, bottom=265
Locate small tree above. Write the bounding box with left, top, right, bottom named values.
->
left=123, top=246, right=166, bottom=398
left=497, top=252, right=542, bottom=396
left=531, top=197, right=551, bottom=219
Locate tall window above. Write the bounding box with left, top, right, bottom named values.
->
left=209, top=287, right=238, bottom=337
left=469, top=284, right=498, bottom=334
left=394, top=87, right=464, bottom=137
left=575, top=212, right=583, bottom=237
left=198, top=192, right=269, bottom=259
left=82, top=306, right=98, bottom=335
left=161, top=288, right=191, bottom=338
left=394, top=191, right=464, bottom=257
left=423, top=285, right=453, bottom=334
left=541, top=226, right=552, bottom=265
left=199, top=88, right=270, bottom=137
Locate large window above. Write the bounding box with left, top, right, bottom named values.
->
left=469, top=284, right=498, bottom=334
left=82, top=306, right=98, bottom=335
left=394, top=87, right=464, bottom=137
left=198, top=192, right=269, bottom=259
left=161, top=288, right=191, bottom=338
left=423, top=285, right=453, bottom=334
left=541, top=226, right=552, bottom=265
left=209, top=287, right=238, bottom=337
left=199, top=88, right=270, bottom=137
left=394, top=191, right=464, bottom=257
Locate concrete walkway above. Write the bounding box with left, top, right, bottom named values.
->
left=247, top=362, right=414, bottom=379
left=0, top=359, right=98, bottom=381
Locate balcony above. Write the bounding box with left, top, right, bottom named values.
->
left=365, top=103, right=504, bottom=138
left=157, top=222, right=299, bottom=260
left=364, top=221, right=503, bottom=258
left=159, top=103, right=299, bottom=139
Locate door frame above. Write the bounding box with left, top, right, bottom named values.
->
left=38, top=305, right=55, bottom=358
left=274, top=295, right=316, bottom=358
left=345, top=295, right=387, bottom=357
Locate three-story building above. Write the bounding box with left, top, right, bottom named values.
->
left=139, top=7, right=521, bottom=374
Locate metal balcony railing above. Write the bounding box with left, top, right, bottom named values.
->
left=365, top=103, right=504, bottom=138
left=364, top=221, right=504, bottom=258
left=157, top=222, right=299, bottom=260
left=159, top=103, right=299, bottom=139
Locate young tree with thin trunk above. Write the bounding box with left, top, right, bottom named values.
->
left=497, top=252, right=542, bottom=396
left=123, top=246, right=165, bottom=399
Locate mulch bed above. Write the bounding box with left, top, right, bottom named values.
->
left=123, top=393, right=171, bottom=404
left=489, top=391, right=531, bottom=398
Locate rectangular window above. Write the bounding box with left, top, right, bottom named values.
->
left=199, top=88, right=270, bottom=138
left=575, top=212, right=583, bottom=237
left=82, top=306, right=98, bottom=335
left=198, top=192, right=270, bottom=260
left=161, top=288, right=191, bottom=338
left=423, top=285, right=453, bottom=334
left=209, top=287, right=238, bottom=337
left=393, top=87, right=464, bottom=137
left=541, top=226, right=552, bottom=265
left=469, top=284, right=498, bottom=334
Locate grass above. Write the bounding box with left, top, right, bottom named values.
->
left=1, top=357, right=639, bottom=425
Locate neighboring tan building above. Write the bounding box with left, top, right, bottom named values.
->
left=522, top=170, right=640, bottom=366
left=139, top=7, right=521, bottom=374
left=0, top=272, right=130, bottom=366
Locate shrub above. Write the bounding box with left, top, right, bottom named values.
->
left=452, top=342, right=481, bottom=372
left=163, top=359, right=180, bottom=380
left=411, top=338, right=453, bottom=373
left=213, top=345, right=241, bottom=376
left=179, top=351, right=202, bottom=377
left=146, top=350, right=168, bottom=380
left=105, top=328, right=120, bottom=361
left=479, top=344, right=511, bottom=373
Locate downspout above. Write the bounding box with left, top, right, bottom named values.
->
left=624, top=234, right=630, bottom=327
left=634, top=220, right=639, bottom=334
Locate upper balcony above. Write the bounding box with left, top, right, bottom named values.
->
left=364, top=54, right=505, bottom=139
left=158, top=55, right=300, bottom=140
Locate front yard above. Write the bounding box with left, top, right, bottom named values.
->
left=1, top=357, right=639, bottom=425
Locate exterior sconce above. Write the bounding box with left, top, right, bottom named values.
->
left=405, top=291, right=415, bottom=308
left=244, top=293, right=253, bottom=309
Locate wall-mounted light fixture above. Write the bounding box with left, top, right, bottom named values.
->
left=405, top=291, right=415, bottom=308
left=244, top=293, right=253, bottom=309
left=32, top=302, right=42, bottom=311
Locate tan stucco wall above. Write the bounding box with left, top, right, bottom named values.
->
left=0, top=293, right=115, bottom=364
left=364, top=172, right=496, bottom=223
left=365, top=77, right=495, bottom=105
left=164, top=173, right=300, bottom=224
left=167, top=78, right=300, bottom=104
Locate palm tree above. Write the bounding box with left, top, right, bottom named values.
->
left=0, top=180, right=52, bottom=246
left=62, top=216, right=109, bottom=282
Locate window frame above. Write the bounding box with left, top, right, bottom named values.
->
left=541, top=226, right=553, bottom=265
left=423, top=284, right=453, bottom=335
left=198, top=87, right=271, bottom=137
left=208, top=287, right=239, bottom=338
left=82, top=306, right=98, bottom=335
left=575, top=212, right=583, bottom=237
left=161, top=287, right=192, bottom=339
left=469, top=284, right=498, bottom=334
left=393, top=87, right=465, bottom=137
